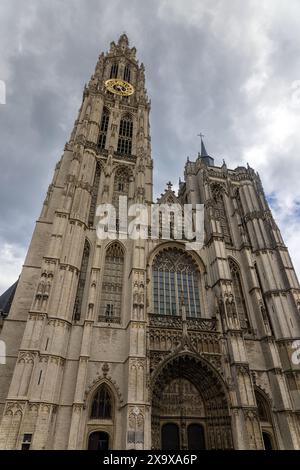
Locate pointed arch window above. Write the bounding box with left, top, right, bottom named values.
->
left=212, top=185, right=232, bottom=245
left=117, top=114, right=133, bottom=156
left=98, top=107, right=109, bottom=151
left=255, top=390, right=276, bottom=449
left=99, top=243, right=124, bottom=323
left=73, top=240, right=90, bottom=321
left=113, top=167, right=130, bottom=199
left=152, top=248, right=201, bottom=317
left=91, top=384, right=112, bottom=419
left=124, top=65, right=131, bottom=83
left=229, top=259, right=249, bottom=330
left=88, top=162, right=101, bottom=226
left=112, top=167, right=131, bottom=231
left=110, top=63, right=118, bottom=79
left=256, top=391, right=270, bottom=422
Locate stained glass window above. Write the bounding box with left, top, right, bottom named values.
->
left=152, top=248, right=201, bottom=317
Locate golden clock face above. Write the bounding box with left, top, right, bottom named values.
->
left=105, top=78, right=134, bottom=96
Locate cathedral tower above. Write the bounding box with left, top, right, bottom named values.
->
left=0, top=33, right=152, bottom=450
left=0, top=35, right=299, bottom=450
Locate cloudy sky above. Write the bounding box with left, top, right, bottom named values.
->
left=0, top=0, right=300, bottom=294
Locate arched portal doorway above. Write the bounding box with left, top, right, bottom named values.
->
left=151, top=354, right=233, bottom=450
left=88, top=431, right=110, bottom=450
left=159, top=377, right=206, bottom=450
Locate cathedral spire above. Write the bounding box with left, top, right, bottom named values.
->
left=200, top=138, right=209, bottom=157
left=197, top=133, right=214, bottom=167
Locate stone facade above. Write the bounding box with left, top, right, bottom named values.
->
left=0, top=34, right=300, bottom=450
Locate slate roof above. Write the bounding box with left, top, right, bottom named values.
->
left=0, top=279, right=18, bottom=317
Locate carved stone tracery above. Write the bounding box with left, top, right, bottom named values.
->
left=150, top=354, right=233, bottom=450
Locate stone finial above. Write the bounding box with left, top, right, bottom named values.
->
left=118, top=33, right=129, bottom=47
left=102, top=363, right=109, bottom=377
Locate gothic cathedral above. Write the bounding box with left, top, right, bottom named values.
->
left=0, top=34, right=300, bottom=450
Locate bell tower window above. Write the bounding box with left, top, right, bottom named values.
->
left=110, top=63, right=118, bottom=78
left=117, top=114, right=133, bottom=156
left=98, top=107, right=109, bottom=151
left=124, top=65, right=131, bottom=83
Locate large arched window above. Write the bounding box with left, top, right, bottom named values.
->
left=98, top=107, right=109, bottom=151
left=117, top=114, right=133, bottom=156
left=91, top=384, right=112, bottom=419
left=152, top=248, right=201, bottom=317
left=73, top=240, right=90, bottom=321
left=229, top=258, right=250, bottom=330
left=99, top=243, right=124, bottom=323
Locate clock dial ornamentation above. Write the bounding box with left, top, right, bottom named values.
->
left=105, top=78, right=134, bottom=96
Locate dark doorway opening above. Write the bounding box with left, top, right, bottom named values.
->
left=262, top=432, right=273, bottom=450
left=188, top=423, right=206, bottom=450
left=161, top=423, right=180, bottom=450
left=88, top=431, right=109, bottom=450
